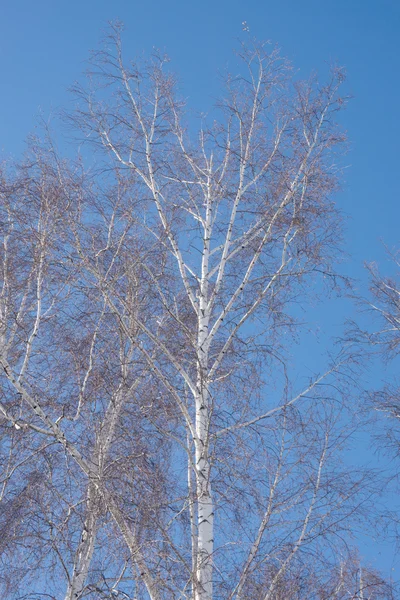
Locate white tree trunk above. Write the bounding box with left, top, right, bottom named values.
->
left=195, top=391, right=213, bottom=600
left=195, top=253, right=213, bottom=600
left=65, top=483, right=97, bottom=600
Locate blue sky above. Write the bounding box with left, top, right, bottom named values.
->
left=1, top=0, right=399, bottom=268
left=1, top=0, right=400, bottom=584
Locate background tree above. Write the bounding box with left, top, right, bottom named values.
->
left=0, top=146, right=174, bottom=599
left=0, top=25, right=393, bottom=600
left=358, top=253, right=400, bottom=462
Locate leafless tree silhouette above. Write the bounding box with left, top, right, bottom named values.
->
left=0, top=24, right=393, bottom=600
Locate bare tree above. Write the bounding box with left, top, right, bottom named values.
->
left=364, top=254, right=400, bottom=357
left=354, top=253, right=400, bottom=448
left=345, top=251, right=400, bottom=594
left=0, top=25, right=393, bottom=600
left=353, top=252, right=400, bottom=485
left=0, top=147, right=174, bottom=599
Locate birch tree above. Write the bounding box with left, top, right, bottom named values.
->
left=0, top=25, right=393, bottom=600
left=65, top=25, right=378, bottom=599
left=351, top=253, right=400, bottom=451
left=358, top=253, right=400, bottom=469
left=0, top=149, right=174, bottom=599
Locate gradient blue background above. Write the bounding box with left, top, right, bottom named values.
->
left=1, top=0, right=399, bottom=585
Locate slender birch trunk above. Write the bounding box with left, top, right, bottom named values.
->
left=194, top=190, right=213, bottom=599
left=194, top=381, right=213, bottom=600
left=65, top=482, right=98, bottom=600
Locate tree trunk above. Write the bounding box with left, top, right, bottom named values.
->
left=195, top=285, right=213, bottom=600
left=65, top=482, right=97, bottom=600
left=195, top=389, right=213, bottom=600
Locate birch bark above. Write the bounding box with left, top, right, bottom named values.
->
left=64, top=482, right=97, bottom=600
left=194, top=182, right=213, bottom=600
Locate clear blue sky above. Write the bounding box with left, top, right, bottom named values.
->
left=1, top=0, right=400, bottom=582
left=1, top=0, right=399, bottom=262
